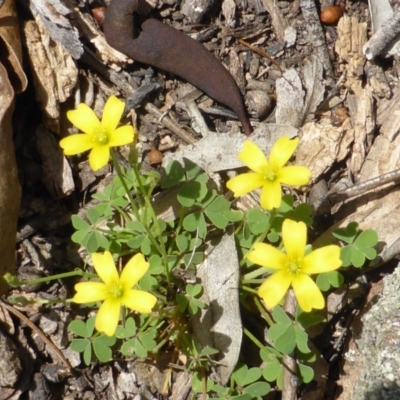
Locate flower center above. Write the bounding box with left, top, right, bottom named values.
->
left=286, top=258, right=302, bottom=275
left=263, top=166, right=277, bottom=182
left=109, top=283, right=124, bottom=299
left=94, top=128, right=109, bottom=145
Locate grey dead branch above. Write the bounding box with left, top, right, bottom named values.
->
left=4, top=0, right=400, bottom=398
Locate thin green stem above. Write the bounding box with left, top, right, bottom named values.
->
left=240, top=285, right=259, bottom=295
left=243, top=327, right=266, bottom=351
left=243, top=267, right=270, bottom=281
left=111, top=150, right=141, bottom=221
left=131, top=162, right=169, bottom=282
left=5, top=269, right=97, bottom=288
left=111, top=150, right=166, bottom=267
left=254, top=296, right=274, bottom=325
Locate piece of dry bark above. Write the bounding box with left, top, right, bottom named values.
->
left=296, top=118, right=354, bottom=182
left=363, top=0, right=400, bottom=60
left=71, top=4, right=131, bottom=67
left=261, top=0, right=288, bottom=42
left=336, top=15, right=374, bottom=174
left=29, top=0, right=83, bottom=59
left=0, top=0, right=26, bottom=297
left=221, top=0, right=236, bottom=28
left=23, top=18, right=78, bottom=133
left=276, top=55, right=325, bottom=127
left=181, top=0, right=217, bottom=23
left=275, top=69, right=304, bottom=127
left=298, top=0, right=333, bottom=79
left=191, top=228, right=242, bottom=385
left=376, top=83, right=400, bottom=141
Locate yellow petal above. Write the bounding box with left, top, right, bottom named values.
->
left=238, top=141, right=268, bottom=173
left=278, top=166, right=311, bottom=186
left=122, top=289, right=157, bottom=313
left=269, top=137, right=298, bottom=169
left=89, top=144, right=110, bottom=171
left=72, top=282, right=108, bottom=303
left=101, top=96, right=125, bottom=133
left=67, top=103, right=101, bottom=135
left=258, top=270, right=292, bottom=309
left=260, top=180, right=281, bottom=210
left=227, top=172, right=264, bottom=197
left=95, top=298, right=121, bottom=336
left=60, top=134, right=94, bottom=156
left=302, top=245, right=342, bottom=274
left=120, top=253, right=149, bottom=289
left=108, top=125, right=135, bottom=147
left=292, top=274, right=325, bottom=311
left=282, top=219, right=306, bottom=260
left=92, top=251, right=119, bottom=285
left=248, top=242, right=288, bottom=269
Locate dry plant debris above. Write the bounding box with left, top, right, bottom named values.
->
left=2, top=0, right=400, bottom=399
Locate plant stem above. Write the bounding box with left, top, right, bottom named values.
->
left=111, top=150, right=167, bottom=275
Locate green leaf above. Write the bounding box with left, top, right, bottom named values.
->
left=176, top=235, right=189, bottom=253
left=332, top=222, right=359, bottom=244
left=340, top=246, right=353, bottom=267
left=162, top=161, right=185, bottom=188
left=70, top=338, right=92, bottom=365
left=355, top=229, right=378, bottom=247
left=291, top=203, right=313, bottom=225
left=134, top=338, right=148, bottom=358
left=137, top=274, right=157, bottom=291
left=69, top=317, right=95, bottom=338
left=316, top=271, right=344, bottom=291
left=296, top=311, right=325, bottom=328
left=298, top=363, right=314, bottom=383
left=115, top=317, right=136, bottom=339
left=178, top=181, right=208, bottom=207
left=262, top=361, right=282, bottom=382
left=176, top=293, right=189, bottom=312
left=148, top=255, right=164, bottom=275
left=83, top=342, right=92, bottom=365
left=246, top=208, right=270, bottom=235
left=70, top=338, right=89, bottom=353
left=71, top=215, right=90, bottom=230
left=183, top=158, right=207, bottom=182
left=120, top=338, right=136, bottom=357
left=191, top=372, right=215, bottom=393
left=272, top=305, right=292, bottom=324
left=224, top=209, right=244, bottom=222
left=86, top=208, right=102, bottom=224
left=139, top=329, right=157, bottom=351
left=273, top=326, right=297, bottom=355
left=183, top=252, right=205, bottom=268
left=294, top=326, right=310, bottom=353
left=233, top=363, right=262, bottom=387
left=205, top=196, right=231, bottom=229
left=183, top=212, right=207, bottom=238
left=93, top=334, right=116, bottom=362
left=187, top=283, right=202, bottom=297
left=199, top=346, right=219, bottom=357
left=243, top=382, right=270, bottom=397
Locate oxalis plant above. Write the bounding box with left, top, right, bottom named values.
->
left=4, top=96, right=379, bottom=399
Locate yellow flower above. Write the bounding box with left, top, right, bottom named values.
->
left=248, top=219, right=342, bottom=312
left=227, top=138, right=311, bottom=210
left=60, top=96, right=134, bottom=171
left=72, top=251, right=157, bottom=336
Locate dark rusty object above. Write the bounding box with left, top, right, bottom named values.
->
left=103, top=0, right=252, bottom=136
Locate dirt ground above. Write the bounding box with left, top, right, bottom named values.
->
left=1, top=0, right=400, bottom=399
